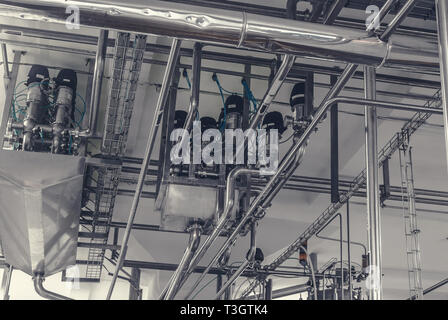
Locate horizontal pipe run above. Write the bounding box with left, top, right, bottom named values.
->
left=122, top=259, right=338, bottom=279
left=246, top=283, right=309, bottom=300
left=0, top=24, right=441, bottom=89
left=0, top=0, right=439, bottom=73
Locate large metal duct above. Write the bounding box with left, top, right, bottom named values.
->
left=0, top=0, right=439, bottom=73
left=0, top=151, right=85, bottom=277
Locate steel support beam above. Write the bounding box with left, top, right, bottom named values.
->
left=330, top=75, right=340, bottom=203
left=129, top=268, right=142, bottom=300
left=364, top=66, right=382, bottom=300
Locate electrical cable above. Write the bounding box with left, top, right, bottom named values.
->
left=212, top=73, right=228, bottom=131
left=190, top=276, right=218, bottom=300
left=299, top=245, right=317, bottom=300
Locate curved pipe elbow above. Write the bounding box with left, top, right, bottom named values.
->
left=33, top=274, right=74, bottom=300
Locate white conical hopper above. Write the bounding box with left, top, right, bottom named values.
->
left=0, top=150, right=85, bottom=277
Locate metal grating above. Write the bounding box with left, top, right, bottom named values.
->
left=102, top=33, right=147, bottom=156
left=76, top=32, right=147, bottom=281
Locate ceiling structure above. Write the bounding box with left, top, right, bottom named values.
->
left=0, top=0, right=447, bottom=300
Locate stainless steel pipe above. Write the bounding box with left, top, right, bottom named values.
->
left=166, top=167, right=259, bottom=299
left=0, top=0, right=439, bottom=73
left=214, top=223, right=257, bottom=300
left=248, top=55, right=296, bottom=130
left=164, top=224, right=201, bottom=300
left=380, top=0, right=416, bottom=42
left=77, top=29, right=108, bottom=137
left=1, top=43, right=9, bottom=79
left=185, top=64, right=359, bottom=299
left=183, top=42, right=202, bottom=132
left=436, top=0, right=448, bottom=174
left=106, top=38, right=182, bottom=300
left=364, top=66, right=382, bottom=300
left=33, top=274, right=74, bottom=300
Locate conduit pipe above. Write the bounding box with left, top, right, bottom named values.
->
left=33, top=274, right=74, bottom=300
left=0, top=0, right=439, bottom=73
left=106, top=38, right=182, bottom=300
left=163, top=167, right=259, bottom=299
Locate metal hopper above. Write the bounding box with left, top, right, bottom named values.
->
left=0, top=150, right=85, bottom=277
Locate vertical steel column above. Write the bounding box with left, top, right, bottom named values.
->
left=330, top=75, right=339, bottom=203
left=129, top=268, right=141, bottom=300
left=436, top=0, right=448, bottom=173
left=364, top=66, right=382, bottom=300
left=216, top=274, right=223, bottom=299
left=1, top=44, right=10, bottom=82
left=265, top=279, right=273, bottom=300
left=0, top=50, right=21, bottom=149
left=346, top=200, right=352, bottom=300
left=106, top=38, right=182, bottom=300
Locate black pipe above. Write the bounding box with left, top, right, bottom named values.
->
left=330, top=75, right=340, bottom=203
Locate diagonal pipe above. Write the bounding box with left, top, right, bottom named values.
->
left=106, top=38, right=182, bottom=300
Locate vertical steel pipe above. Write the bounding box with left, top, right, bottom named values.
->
left=265, top=279, right=273, bottom=300
left=183, top=42, right=202, bottom=132
left=106, top=38, right=182, bottom=300
left=1, top=43, right=9, bottom=80
left=347, top=200, right=352, bottom=300
left=364, top=65, right=382, bottom=300
left=79, top=29, right=108, bottom=137
left=436, top=0, right=448, bottom=174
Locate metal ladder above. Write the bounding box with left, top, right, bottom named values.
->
left=398, top=135, right=423, bottom=300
